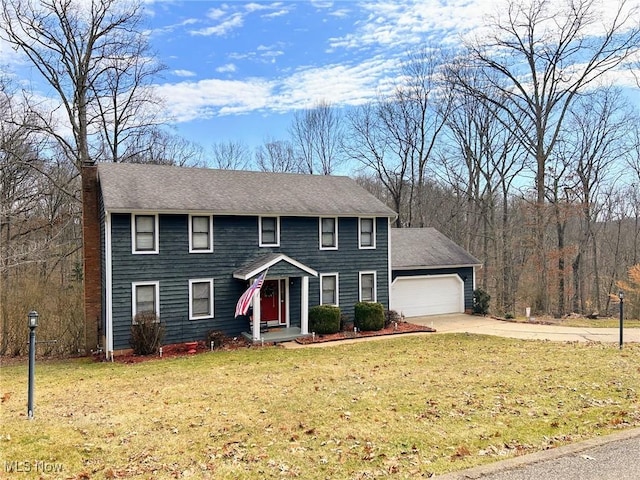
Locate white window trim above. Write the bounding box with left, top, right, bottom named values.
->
left=359, top=271, right=377, bottom=303
left=189, top=215, right=214, bottom=253
left=131, top=281, right=160, bottom=323
left=319, top=217, right=338, bottom=250
left=358, top=217, right=376, bottom=249
left=259, top=216, right=280, bottom=247
left=319, top=273, right=339, bottom=306
left=131, top=213, right=159, bottom=254
left=189, top=278, right=214, bottom=320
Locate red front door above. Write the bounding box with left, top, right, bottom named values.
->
left=260, top=280, right=280, bottom=322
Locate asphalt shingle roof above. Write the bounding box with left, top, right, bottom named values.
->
left=391, top=228, right=482, bottom=269
left=97, top=163, right=397, bottom=217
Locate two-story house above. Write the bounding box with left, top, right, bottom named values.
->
left=82, top=163, right=397, bottom=356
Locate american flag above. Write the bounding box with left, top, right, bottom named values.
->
left=234, top=271, right=266, bottom=317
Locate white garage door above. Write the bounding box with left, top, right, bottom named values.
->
left=390, top=274, right=464, bottom=317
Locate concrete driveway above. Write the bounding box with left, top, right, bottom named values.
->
left=409, top=313, right=640, bottom=343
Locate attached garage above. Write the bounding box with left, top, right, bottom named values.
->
left=391, top=274, right=464, bottom=317
left=390, top=228, right=482, bottom=318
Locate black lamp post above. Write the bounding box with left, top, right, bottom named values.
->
left=27, top=310, right=38, bottom=419
left=619, top=292, right=624, bottom=350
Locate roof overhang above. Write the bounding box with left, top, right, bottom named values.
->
left=233, top=253, right=318, bottom=280
left=392, top=263, right=482, bottom=271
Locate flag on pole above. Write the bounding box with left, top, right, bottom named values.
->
left=235, top=270, right=266, bottom=317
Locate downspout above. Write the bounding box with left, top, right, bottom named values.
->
left=105, top=212, right=114, bottom=358
left=387, top=217, right=393, bottom=310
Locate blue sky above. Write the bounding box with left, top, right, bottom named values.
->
left=2, top=0, right=639, bottom=161
left=144, top=0, right=500, bottom=151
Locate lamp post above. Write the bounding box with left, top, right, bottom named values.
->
left=619, top=292, right=624, bottom=350
left=27, top=310, right=38, bottom=419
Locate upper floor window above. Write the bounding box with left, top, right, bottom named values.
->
left=189, top=278, right=214, bottom=320
left=319, top=217, right=338, bottom=250
left=259, top=216, right=280, bottom=247
left=132, top=281, right=159, bottom=323
left=132, top=214, right=158, bottom=254
left=189, top=215, right=213, bottom=253
left=359, top=218, right=376, bottom=249
left=320, top=273, right=339, bottom=306
left=359, top=271, right=377, bottom=302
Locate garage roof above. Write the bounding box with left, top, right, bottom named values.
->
left=391, top=228, right=482, bottom=270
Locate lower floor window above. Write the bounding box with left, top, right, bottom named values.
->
left=190, top=278, right=214, bottom=319
left=359, top=272, right=377, bottom=302
left=320, top=273, right=339, bottom=306
left=132, top=281, right=159, bottom=322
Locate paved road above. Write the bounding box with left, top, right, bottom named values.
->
left=410, top=314, right=640, bottom=343
left=435, top=428, right=640, bottom=480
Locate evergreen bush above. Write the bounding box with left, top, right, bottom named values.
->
left=473, top=288, right=491, bottom=315
left=309, top=305, right=340, bottom=334
left=354, top=302, right=385, bottom=331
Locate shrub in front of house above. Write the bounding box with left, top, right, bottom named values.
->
left=354, top=302, right=385, bottom=331
left=206, top=330, right=227, bottom=350
left=473, top=287, right=491, bottom=315
left=130, top=312, right=164, bottom=355
left=309, top=305, right=341, bottom=334
left=384, top=309, right=401, bottom=328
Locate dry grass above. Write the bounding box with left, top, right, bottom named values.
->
left=1, top=334, right=640, bottom=479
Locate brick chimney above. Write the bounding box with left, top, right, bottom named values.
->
left=82, top=164, right=102, bottom=353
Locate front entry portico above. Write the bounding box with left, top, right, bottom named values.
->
left=233, top=253, right=317, bottom=341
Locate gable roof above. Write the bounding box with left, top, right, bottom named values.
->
left=233, top=253, right=318, bottom=280
left=97, top=163, right=396, bottom=217
left=391, top=228, right=482, bottom=270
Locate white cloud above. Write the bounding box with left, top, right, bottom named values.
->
left=155, top=78, right=274, bottom=122
left=206, top=8, right=226, bottom=20
left=263, top=9, right=289, bottom=19
left=191, top=12, right=244, bottom=36
left=328, top=8, right=350, bottom=18
left=155, top=55, right=401, bottom=123
left=173, top=69, right=197, bottom=77
left=216, top=63, right=237, bottom=73
left=273, top=57, right=400, bottom=111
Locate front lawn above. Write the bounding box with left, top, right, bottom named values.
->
left=1, top=334, right=639, bottom=479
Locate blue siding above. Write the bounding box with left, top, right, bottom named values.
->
left=109, top=213, right=390, bottom=349
left=392, top=267, right=475, bottom=311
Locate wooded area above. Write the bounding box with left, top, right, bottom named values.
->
left=1, top=0, right=639, bottom=355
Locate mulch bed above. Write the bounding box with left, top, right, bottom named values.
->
left=295, top=321, right=435, bottom=345
left=2, top=322, right=435, bottom=365
left=112, top=336, right=252, bottom=363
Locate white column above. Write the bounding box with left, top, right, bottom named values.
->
left=252, top=291, right=261, bottom=341
left=301, top=276, right=309, bottom=335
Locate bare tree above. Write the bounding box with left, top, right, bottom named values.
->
left=211, top=140, right=250, bottom=170
left=443, top=65, right=527, bottom=313
left=289, top=99, right=343, bottom=175
left=562, top=88, right=635, bottom=314
left=91, top=37, right=165, bottom=163
left=344, top=47, right=451, bottom=227
left=255, top=139, right=298, bottom=172
left=124, top=128, right=204, bottom=167
left=0, top=78, right=47, bottom=354
left=453, top=0, right=640, bottom=313
left=0, top=0, right=155, bottom=171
